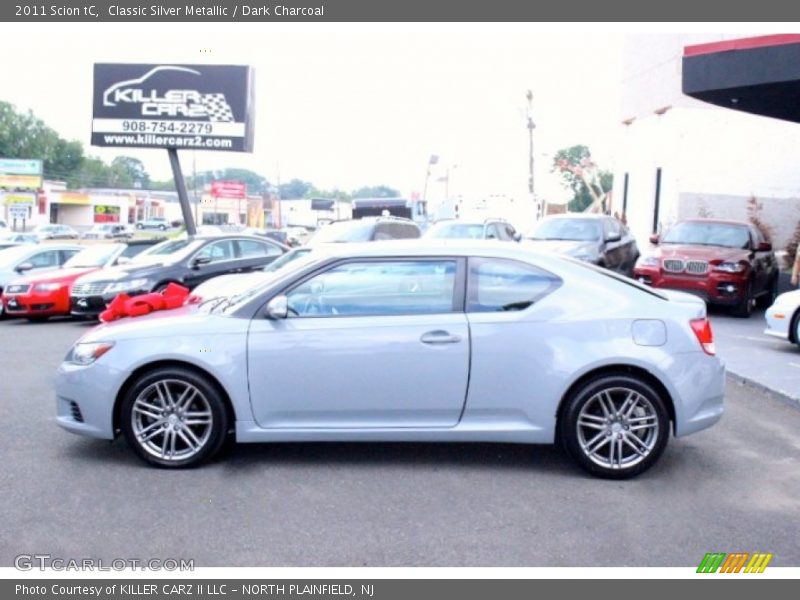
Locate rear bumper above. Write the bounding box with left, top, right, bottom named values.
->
left=660, top=352, right=725, bottom=437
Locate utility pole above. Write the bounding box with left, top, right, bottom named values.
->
left=526, top=90, right=538, bottom=220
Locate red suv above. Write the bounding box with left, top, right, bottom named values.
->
left=634, top=219, right=778, bottom=318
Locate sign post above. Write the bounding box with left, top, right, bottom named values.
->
left=91, top=63, right=256, bottom=235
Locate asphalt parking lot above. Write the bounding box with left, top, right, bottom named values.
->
left=1, top=317, right=799, bottom=567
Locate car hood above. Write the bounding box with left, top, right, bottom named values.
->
left=192, top=272, right=271, bottom=299
left=772, top=289, right=800, bottom=308
left=524, top=239, right=599, bottom=256
left=75, top=261, right=171, bottom=283
left=9, top=266, right=100, bottom=285
left=80, top=305, right=247, bottom=343
left=654, top=244, right=747, bottom=261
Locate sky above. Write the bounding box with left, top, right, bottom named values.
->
left=1, top=23, right=627, bottom=203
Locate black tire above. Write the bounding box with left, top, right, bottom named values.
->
left=732, top=279, right=754, bottom=318
left=135, top=223, right=143, bottom=229
left=558, top=374, right=670, bottom=479
left=120, top=366, right=229, bottom=468
left=757, top=275, right=779, bottom=309
left=159, top=224, right=167, bottom=231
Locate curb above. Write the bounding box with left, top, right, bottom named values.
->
left=726, top=370, right=800, bottom=409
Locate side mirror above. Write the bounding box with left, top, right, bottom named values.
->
left=192, top=256, right=212, bottom=269
left=649, top=234, right=660, bottom=245
left=513, top=232, right=522, bottom=242
left=15, top=262, right=34, bottom=273
left=757, top=241, right=772, bottom=252
left=605, top=233, right=622, bottom=243
left=265, top=295, right=288, bottom=319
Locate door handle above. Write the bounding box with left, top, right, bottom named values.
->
left=420, top=330, right=462, bottom=344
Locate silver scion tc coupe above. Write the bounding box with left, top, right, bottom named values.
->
left=55, top=241, right=725, bottom=478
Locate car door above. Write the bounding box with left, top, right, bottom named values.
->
left=182, top=239, right=238, bottom=288
left=247, top=257, right=470, bottom=428
left=749, top=227, right=771, bottom=292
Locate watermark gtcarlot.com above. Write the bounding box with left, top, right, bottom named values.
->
left=14, top=554, right=194, bottom=571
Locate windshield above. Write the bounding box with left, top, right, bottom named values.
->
left=425, top=223, right=484, bottom=239
left=0, top=246, right=35, bottom=267
left=528, top=218, right=601, bottom=242
left=130, top=238, right=196, bottom=263
left=64, top=244, right=122, bottom=268
left=661, top=222, right=750, bottom=249
left=308, top=221, right=374, bottom=244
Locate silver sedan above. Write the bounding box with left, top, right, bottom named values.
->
left=55, top=241, right=725, bottom=478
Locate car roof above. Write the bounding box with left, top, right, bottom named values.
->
left=540, top=213, right=608, bottom=220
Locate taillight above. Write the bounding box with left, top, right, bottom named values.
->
left=690, top=318, right=715, bottom=356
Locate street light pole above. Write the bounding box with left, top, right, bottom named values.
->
left=526, top=90, right=538, bottom=220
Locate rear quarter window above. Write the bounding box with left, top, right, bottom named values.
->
left=467, top=257, right=561, bottom=312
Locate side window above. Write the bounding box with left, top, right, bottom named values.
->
left=485, top=224, right=499, bottom=240
left=195, top=240, right=235, bottom=263
left=286, top=260, right=457, bottom=318
left=468, top=257, right=561, bottom=313
left=27, top=250, right=61, bottom=269
left=61, top=249, right=80, bottom=263
left=238, top=239, right=282, bottom=258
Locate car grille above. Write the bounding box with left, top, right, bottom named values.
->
left=71, top=282, right=107, bottom=296
left=662, top=259, right=708, bottom=275
left=69, top=401, right=84, bottom=423
left=685, top=260, right=709, bottom=275
left=4, top=284, right=30, bottom=294
left=662, top=259, right=684, bottom=273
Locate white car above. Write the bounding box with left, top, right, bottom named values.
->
left=764, top=289, right=800, bottom=348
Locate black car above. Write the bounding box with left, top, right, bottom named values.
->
left=70, top=235, right=288, bottom=317
left=524, top=214, right=640, bottom=276
left=307, top=217, right=421, bottom=245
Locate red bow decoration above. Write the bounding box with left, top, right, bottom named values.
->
left=99, top=283, right=192, bottom=323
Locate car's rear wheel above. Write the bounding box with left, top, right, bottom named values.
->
left=732, top=280, right=754, bottom=318
left=120, top=367, right=229, bottom=468
left=559, top=374, right=670, bottom=479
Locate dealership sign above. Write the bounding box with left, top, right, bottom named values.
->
left=210, top=180, right=246, bottom=199
left=0, top=158, right=43, bottom=188
left=91, top=64, right=255, bottom=152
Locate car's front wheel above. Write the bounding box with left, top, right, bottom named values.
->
left=120, top=367, right=229, bottom=468
left=559, top=374, right=670, bottom=479
left=732, top=279, right=754, bottom=318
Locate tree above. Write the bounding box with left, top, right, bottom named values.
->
left=278, top=178, right=313, bottom=199
left=111, top=156, right=151, bottom=188
left=352, top=185, right=401, bottom=199
left=0, top=101, right=84, bottom=179
left=552, top=145, right=613, bottom=213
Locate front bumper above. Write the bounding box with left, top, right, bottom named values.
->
left=3, top=289, right=69, bottom=316
left=55, top=360, right=126, bottom=439
left=70, top=294, right=113, bottom=316
left=634, top=267, right=746, bottom=306
left=764, top=305, right=792, bottom=340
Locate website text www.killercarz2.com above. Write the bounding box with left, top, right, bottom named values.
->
left=102, top=133, right=233, bottom=148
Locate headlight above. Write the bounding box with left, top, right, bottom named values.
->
left=69, top=342, right=114, bottom=365
left=104, top=278, right=151, bottom=294
left=713, top=261, right=746, bottom=273
left=636, top=256, right=659, bottom=267
left=34, top=282, right=63, bottom=292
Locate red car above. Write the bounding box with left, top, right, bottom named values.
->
left=2, top=240, right=158, bottom=321
left=633, top=219, right=778, bottom=318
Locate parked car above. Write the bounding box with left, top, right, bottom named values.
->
left=634, top=219, right=778, bottom=318
left=307, top=217, right=420, bottom=246
left=0, top=244, right=82, bottom=317
left=2, top=240, right=161, bottom=321
left=33, top=224, right=79, bottom=240
left=135, top=217, right=170, bottom=231
left=55, top=240, right=724, bottom=478
left=81, top=223, right=133, bottom=240
left=524, top=214, right=639, bottom=275
left=0, top=219, right=7, bottom=232
left=69, top=235, right=288, bottom=317
left=424, top=218, right=520, bottom=241
left=0, top=232, right=39, bottom=245
left=764, top=289, right=800, bottom=348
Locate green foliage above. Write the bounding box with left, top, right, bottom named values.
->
left=552, top=145, right=612, bottom=213
left=352, top=185, right=401, bottom=199
left=0, top=101, right=84, bottom=178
